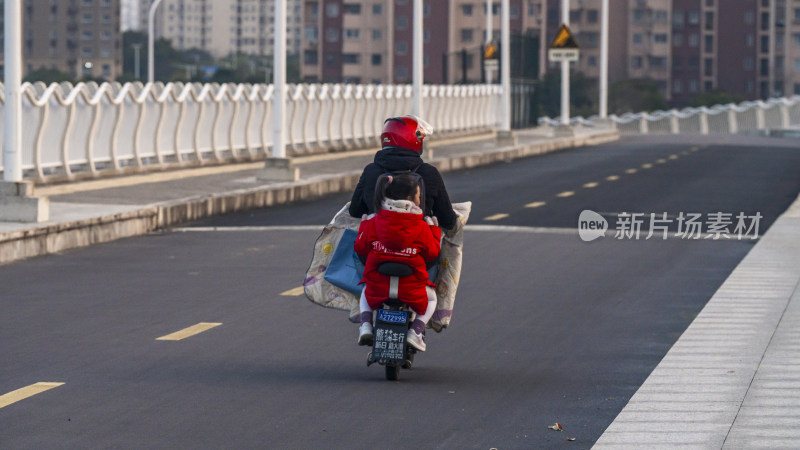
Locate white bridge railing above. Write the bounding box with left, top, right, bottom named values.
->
left=540, top=96, right=800, bottom=135
left=0, top=82, right=502, bottom=181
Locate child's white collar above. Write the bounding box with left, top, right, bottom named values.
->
left=382, top=199, right=422, bottom=214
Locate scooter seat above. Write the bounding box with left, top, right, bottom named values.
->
left=377, top=262, right=413, bottom=277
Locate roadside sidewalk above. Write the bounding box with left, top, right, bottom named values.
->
left=0, top=126, right=618, bottom=265
left=594, top=193, right=800, bottom=449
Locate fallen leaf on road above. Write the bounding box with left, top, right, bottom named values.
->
left=548, top=423, right=563, bottom=431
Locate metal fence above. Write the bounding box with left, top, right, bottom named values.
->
left=0, top=81, right=502, bottom=181
left=539, top=96, right=800, bottom=135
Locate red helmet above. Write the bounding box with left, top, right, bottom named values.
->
left=380, top=115, right=434, bottom=152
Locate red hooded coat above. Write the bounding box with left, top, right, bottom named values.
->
left=354, top=200, right=442, bottom=315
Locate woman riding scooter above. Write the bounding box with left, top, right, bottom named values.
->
left=349, top=115, right=457, bottom=231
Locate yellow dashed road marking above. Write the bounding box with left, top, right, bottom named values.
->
left=280, top=286, right=305, bottom=296
left=557, top=191, right=575, bottom=197
left=625, top=168, right=638, bottom=174
left=656, top=159, right=667, bottom=164
left=484, top=213, right=509, bottom=221
left=0, top=383, right=64, bottom=409
left=525, top=201, right=546, bottom=208
left=157, top=323, right=222, bottom=341
left=641, top=163, right=653, bottom=169
left=583, top=182, right=599, bottom=188
left=669, top=154, right=679, bottom=159
left=606, top=175, right=620, bottom=181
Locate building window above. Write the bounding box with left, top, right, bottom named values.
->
left=461, top=29, right=474, bottom=42
left=744, top=10, right=755, bottom=24
left=588, top=56, right=597, bottom=67
left=396, top=41, right=407, bottom=55
left=373, top=4, right=382, bottom=15
left=674, top=33, right=683, bottom=46
left=82, top=30, right=93, bottom=41
left=587, top=10, right=598, bottom=24
left=704, top=35, right=713, bottom=52
left=342, top=53, right=361, bottom=64
left=343, top=3, right=361, bottom=14
left=760, top=35, right=769, bottom=53
left=462, top=4, right=473, bottom=16
left=689, top=80, right=698, bottom=93
left=744, top=57, right=754, bottom=70
left=649, top=56, right=667, bottom=68
left=344, top=29, right=360, bottom=39
left=688, top=11, right=699, bottom=25
left=82, top=46, right=93, bottom=57
left=689, top=33, right=699, bottom=47
left=326, top=3, right=339, bottom=17
left=102, top=64, right=111, bottom=76
left=304, top=50, right=318, bottom=65
left=746, top=33, right=755, bottom=47
left=371, top=54, right=382, bottom=66
left=397, top=16, right=408, bottom=29
left=794, top=58, right=800, bottom=71
left=396, top=66, right=408, bottom=79
left=324, top=54, right=338, bottom=67
left=372, top=29, right=382, bottom=40
left=325, top=28, right=339, bottom=43
left=760, top=58, right=769, bottom=76
left=653, top=34, right=668, bottom=44
left=633, top=33, right=643, bottom=44
left=704, top=58, right=713, bottom=76
left=673, top=10, right=684, bottom=27
left=704, top=81, right=713, bottom=92
left=673, top=80, right=682, bottom=93
left=795, top=83, right=800, bottom=95
left=704, top=12, right=714, bottom=30
left=631, top=56, right=643, bottom=68
left=689, top=56, right=699, bottom=69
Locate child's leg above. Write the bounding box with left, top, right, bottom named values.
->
left=359, top=288, right=373, bottom=325
left=410, top=286, right=437, bottom=334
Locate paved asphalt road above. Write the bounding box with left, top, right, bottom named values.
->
left=2, top=136, right=799, bottom=449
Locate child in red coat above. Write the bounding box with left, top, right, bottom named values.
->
left=354, top=173, right=442, bottom=351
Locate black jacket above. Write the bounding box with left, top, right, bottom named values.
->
left=349, top=147, right=457, bottom=230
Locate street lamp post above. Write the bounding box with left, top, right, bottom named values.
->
left=4, top=0, right=23, bottom=182
left=412, top=0, right=423, bottom=117
left=599, top=0, right=609, bottom=118
left=148, top=0, right=164, bottom=84
left=500, top=0, right=511, bottom=132
left=561, top=0, right=570, bottom=126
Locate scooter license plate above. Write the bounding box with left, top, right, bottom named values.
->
left=377, top=310, right=407, bottom=324
left=373, top=311, right=408, bottom=362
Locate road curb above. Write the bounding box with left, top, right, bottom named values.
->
left=0, top=130, right=619, bottom=265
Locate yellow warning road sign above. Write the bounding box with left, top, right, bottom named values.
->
left=550, top=24, right=580, bottom=49
left=484, top=42, right=498, bottom=60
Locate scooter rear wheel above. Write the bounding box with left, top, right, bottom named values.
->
left=386, top=365, right=400, bottom=381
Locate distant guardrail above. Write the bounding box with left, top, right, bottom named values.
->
left=0, top=82, right=502, bottom=182
left=539, top=96, right=800, bottom=135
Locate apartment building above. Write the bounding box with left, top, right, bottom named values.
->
left=137, top=0, right=303, bottom=58
left=301, top=0, right=544, bottom=84
left=0, top=0, right=122, bottom=80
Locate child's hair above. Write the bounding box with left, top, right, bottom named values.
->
left=374, top=173, right=422, bottom=211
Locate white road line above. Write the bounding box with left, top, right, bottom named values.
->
left=557, top=191, right=575, bottom=197
left=606, top=175, right=620, bottom=181
left=0, top=382, right=65, bottom=409
left=171, top=224, right=755, bottom=240
left=173, top=226, right=323, bottom=232
left=583, top=182, right=600, bottom=188
left=156, top=323, right=222, bottom=341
